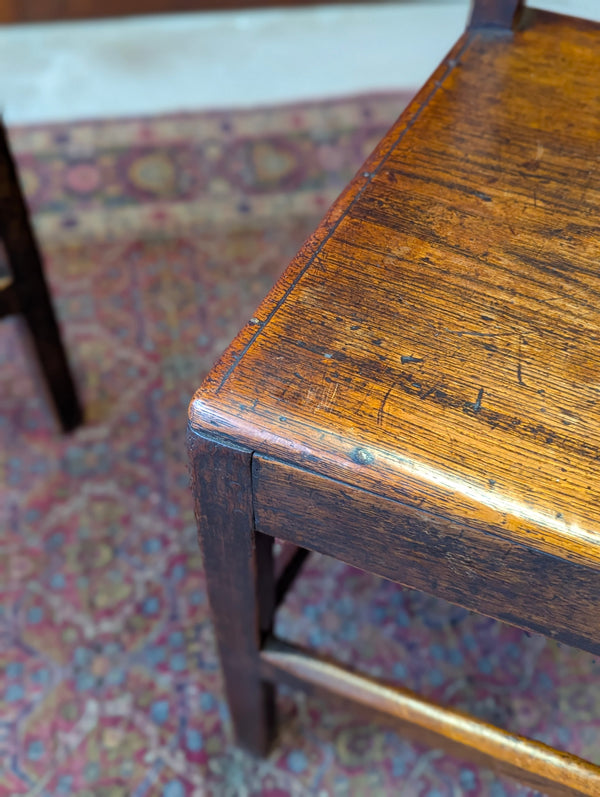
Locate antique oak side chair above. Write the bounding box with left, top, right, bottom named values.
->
left=0, top=120, right=82, bottom=432
left=188, top=1, right=600, bottom=793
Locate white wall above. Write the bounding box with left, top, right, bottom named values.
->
left=0, top=0, right=597, bottom=124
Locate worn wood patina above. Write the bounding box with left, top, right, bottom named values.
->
left=189, top=1, right=600, bottom=792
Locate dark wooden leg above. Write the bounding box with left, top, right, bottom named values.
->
left=0, top=122, right=82, bottom=432
left=188, top=430, right=276, bottom=755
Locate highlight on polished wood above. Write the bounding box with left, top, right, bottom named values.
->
left=188, top=0, right=600, bottom=792
left=261, top=637, right=600, bottom=797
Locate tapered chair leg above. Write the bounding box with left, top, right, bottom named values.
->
left=0, top=121, right=82, bottom=432
left=17, top=298, right=83, bottom=433
left=188, top=431, right=277, bottom=754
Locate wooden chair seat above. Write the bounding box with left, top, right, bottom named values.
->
left=188, top=2, right=600, bottom=794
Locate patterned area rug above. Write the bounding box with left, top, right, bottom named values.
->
left=1, top=95, right=599, bottom=797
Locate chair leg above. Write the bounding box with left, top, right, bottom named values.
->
left=188, top=430, right=277, bottom=755
left=17, top=302, right=83, bottom=433
left=0, top=121, right=82, bottom=432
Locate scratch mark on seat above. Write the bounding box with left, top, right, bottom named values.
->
left=401, top=355, right=424, bottom=364
left=377, top=383, right=395, bottom=426
left=317, top=382, right=339, bottom=413
left=464, top=387, right=484, bottom=413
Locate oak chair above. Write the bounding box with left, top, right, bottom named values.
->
left=0, top=121, right=82, bottom=432
left=188, top=1, right=600, bottom=793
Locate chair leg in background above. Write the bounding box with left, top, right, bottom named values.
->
left=0, top=122, right=82, bottom=432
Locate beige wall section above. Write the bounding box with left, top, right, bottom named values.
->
left=0, top=1, right=597, bottom=124
left=0, top=3, right=469, bottom=124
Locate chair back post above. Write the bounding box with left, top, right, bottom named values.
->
left=468, top=0, right=524, bottom=30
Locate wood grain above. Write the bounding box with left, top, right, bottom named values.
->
left=188, top=430, right=276, bottom=754
left=188, top=5, right=600, bottom=791
left=254, top=455, right=600, bottom=654
left=190, top=11, right=600, bottom=573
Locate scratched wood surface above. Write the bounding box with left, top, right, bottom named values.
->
left=253, top=455, right=600, bottom=653
left=190, top=9, right=600, bottom=574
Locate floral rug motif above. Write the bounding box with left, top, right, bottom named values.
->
left=1, top=95, right=599, bottom=797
